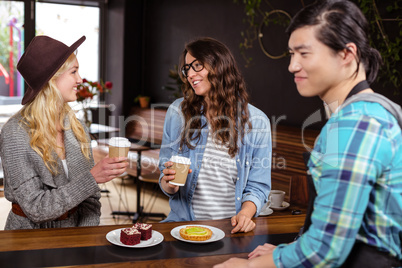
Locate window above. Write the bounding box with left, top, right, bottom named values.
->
left=36, top=2, right=100, bottom=83
left=36, top=2, right=101, bottom=111
left=0, top=0, right=105, bottom=107
left=0, top=1, right=24, bottom=104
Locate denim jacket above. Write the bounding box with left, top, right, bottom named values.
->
left=158, top=98, right=272, bottom=222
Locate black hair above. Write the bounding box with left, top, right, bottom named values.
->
left=286, top=0, right=382, bottom=83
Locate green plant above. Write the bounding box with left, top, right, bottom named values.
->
left=358, top=0, right=402, bottom=93
left=134, top=94, right=150, bottom=103
left=233, top=0, right=264, bottom=66
left=234, top=0, right=402, bottom=93
left=162, top=65, right=183, bottom=99
left=134, top=94, right=151, bottom=108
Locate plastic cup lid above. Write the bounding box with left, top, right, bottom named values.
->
left=108, top=137, right=131, bottom=147
left=170, top=155, right=191, bottom=165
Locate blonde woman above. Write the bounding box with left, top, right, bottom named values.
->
left=0, top=35, right=128, bottom=229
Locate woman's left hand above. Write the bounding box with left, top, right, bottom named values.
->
left=230, top=211, right=256, bottom=234
left=230, top=201, right=257, bottom=233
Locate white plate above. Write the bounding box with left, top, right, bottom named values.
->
left=271, top=201, right=290, bottom=211
left=259, top=207, right=274, bottom=216
left=170, top=225, right=225, bottom=244
left=106, top=228, right=164, bottom=248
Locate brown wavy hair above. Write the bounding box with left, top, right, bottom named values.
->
left=179, top=37, right=251, bottom=157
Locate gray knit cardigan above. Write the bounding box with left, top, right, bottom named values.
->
left=0, top=113, right=101, bottom=229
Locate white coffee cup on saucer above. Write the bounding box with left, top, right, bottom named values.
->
left=269, top=190, right=286, bottom=208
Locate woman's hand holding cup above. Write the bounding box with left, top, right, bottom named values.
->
left=161, top=156, right=192, bottom=194
left=91, top=137, right=131, bottom=184
left=161, top=161, right=180, bottom=192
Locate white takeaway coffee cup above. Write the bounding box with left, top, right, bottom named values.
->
left=108, top=137, right=131, bottom=158
left=169, top=155, right=191, bottom=186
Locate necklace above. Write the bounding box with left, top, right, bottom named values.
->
left=344, top=80, right=370, bottom=101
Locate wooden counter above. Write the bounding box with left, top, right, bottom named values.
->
left=0, top=215, right=305, bottom=267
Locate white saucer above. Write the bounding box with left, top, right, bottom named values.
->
left=270, top=201, right=290, bottom=211
left=259, top=207, right=273, bottom=216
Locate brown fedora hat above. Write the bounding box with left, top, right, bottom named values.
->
left=17, top=35, right=86, bottom=105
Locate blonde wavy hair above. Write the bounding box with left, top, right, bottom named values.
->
left=20, top=53, right=91, bottom=175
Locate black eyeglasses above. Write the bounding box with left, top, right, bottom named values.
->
left=181, top=59, right=204, bottom=77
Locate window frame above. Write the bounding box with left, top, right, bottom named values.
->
left=18, top=0, right=107, bottom=86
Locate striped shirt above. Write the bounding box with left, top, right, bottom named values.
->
left=192, top=130, right=237, bottom=220
left=274, top=101, right=402, bottom=267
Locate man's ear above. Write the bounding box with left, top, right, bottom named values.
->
left=340, top=42, right=358, bottom=65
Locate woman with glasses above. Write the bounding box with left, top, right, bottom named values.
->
left=158, top=37, right=271, bottom=234
left=215, top=1, right=402, bottom=267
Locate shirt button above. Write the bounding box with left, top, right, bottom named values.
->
left=237, top=197, right=240, bottom=201
left=246, top=161, right=249, bottom=165
left=237, top=159, right=240, bottom=162
left=237, top=177, right=239, bottom=181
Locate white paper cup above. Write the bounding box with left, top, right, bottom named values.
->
left=108, top=137, right=131, bottom=158
left=269, top=190, right=285, bottom=207
left=169, top=155, right=191, bottom=186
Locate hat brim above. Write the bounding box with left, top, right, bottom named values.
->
left=21, top=35, right=86, bottom=105
left=21, top=86, right=36, bottom=106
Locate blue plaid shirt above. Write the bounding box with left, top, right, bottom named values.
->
left=274, top=101, right=402, bottom=267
